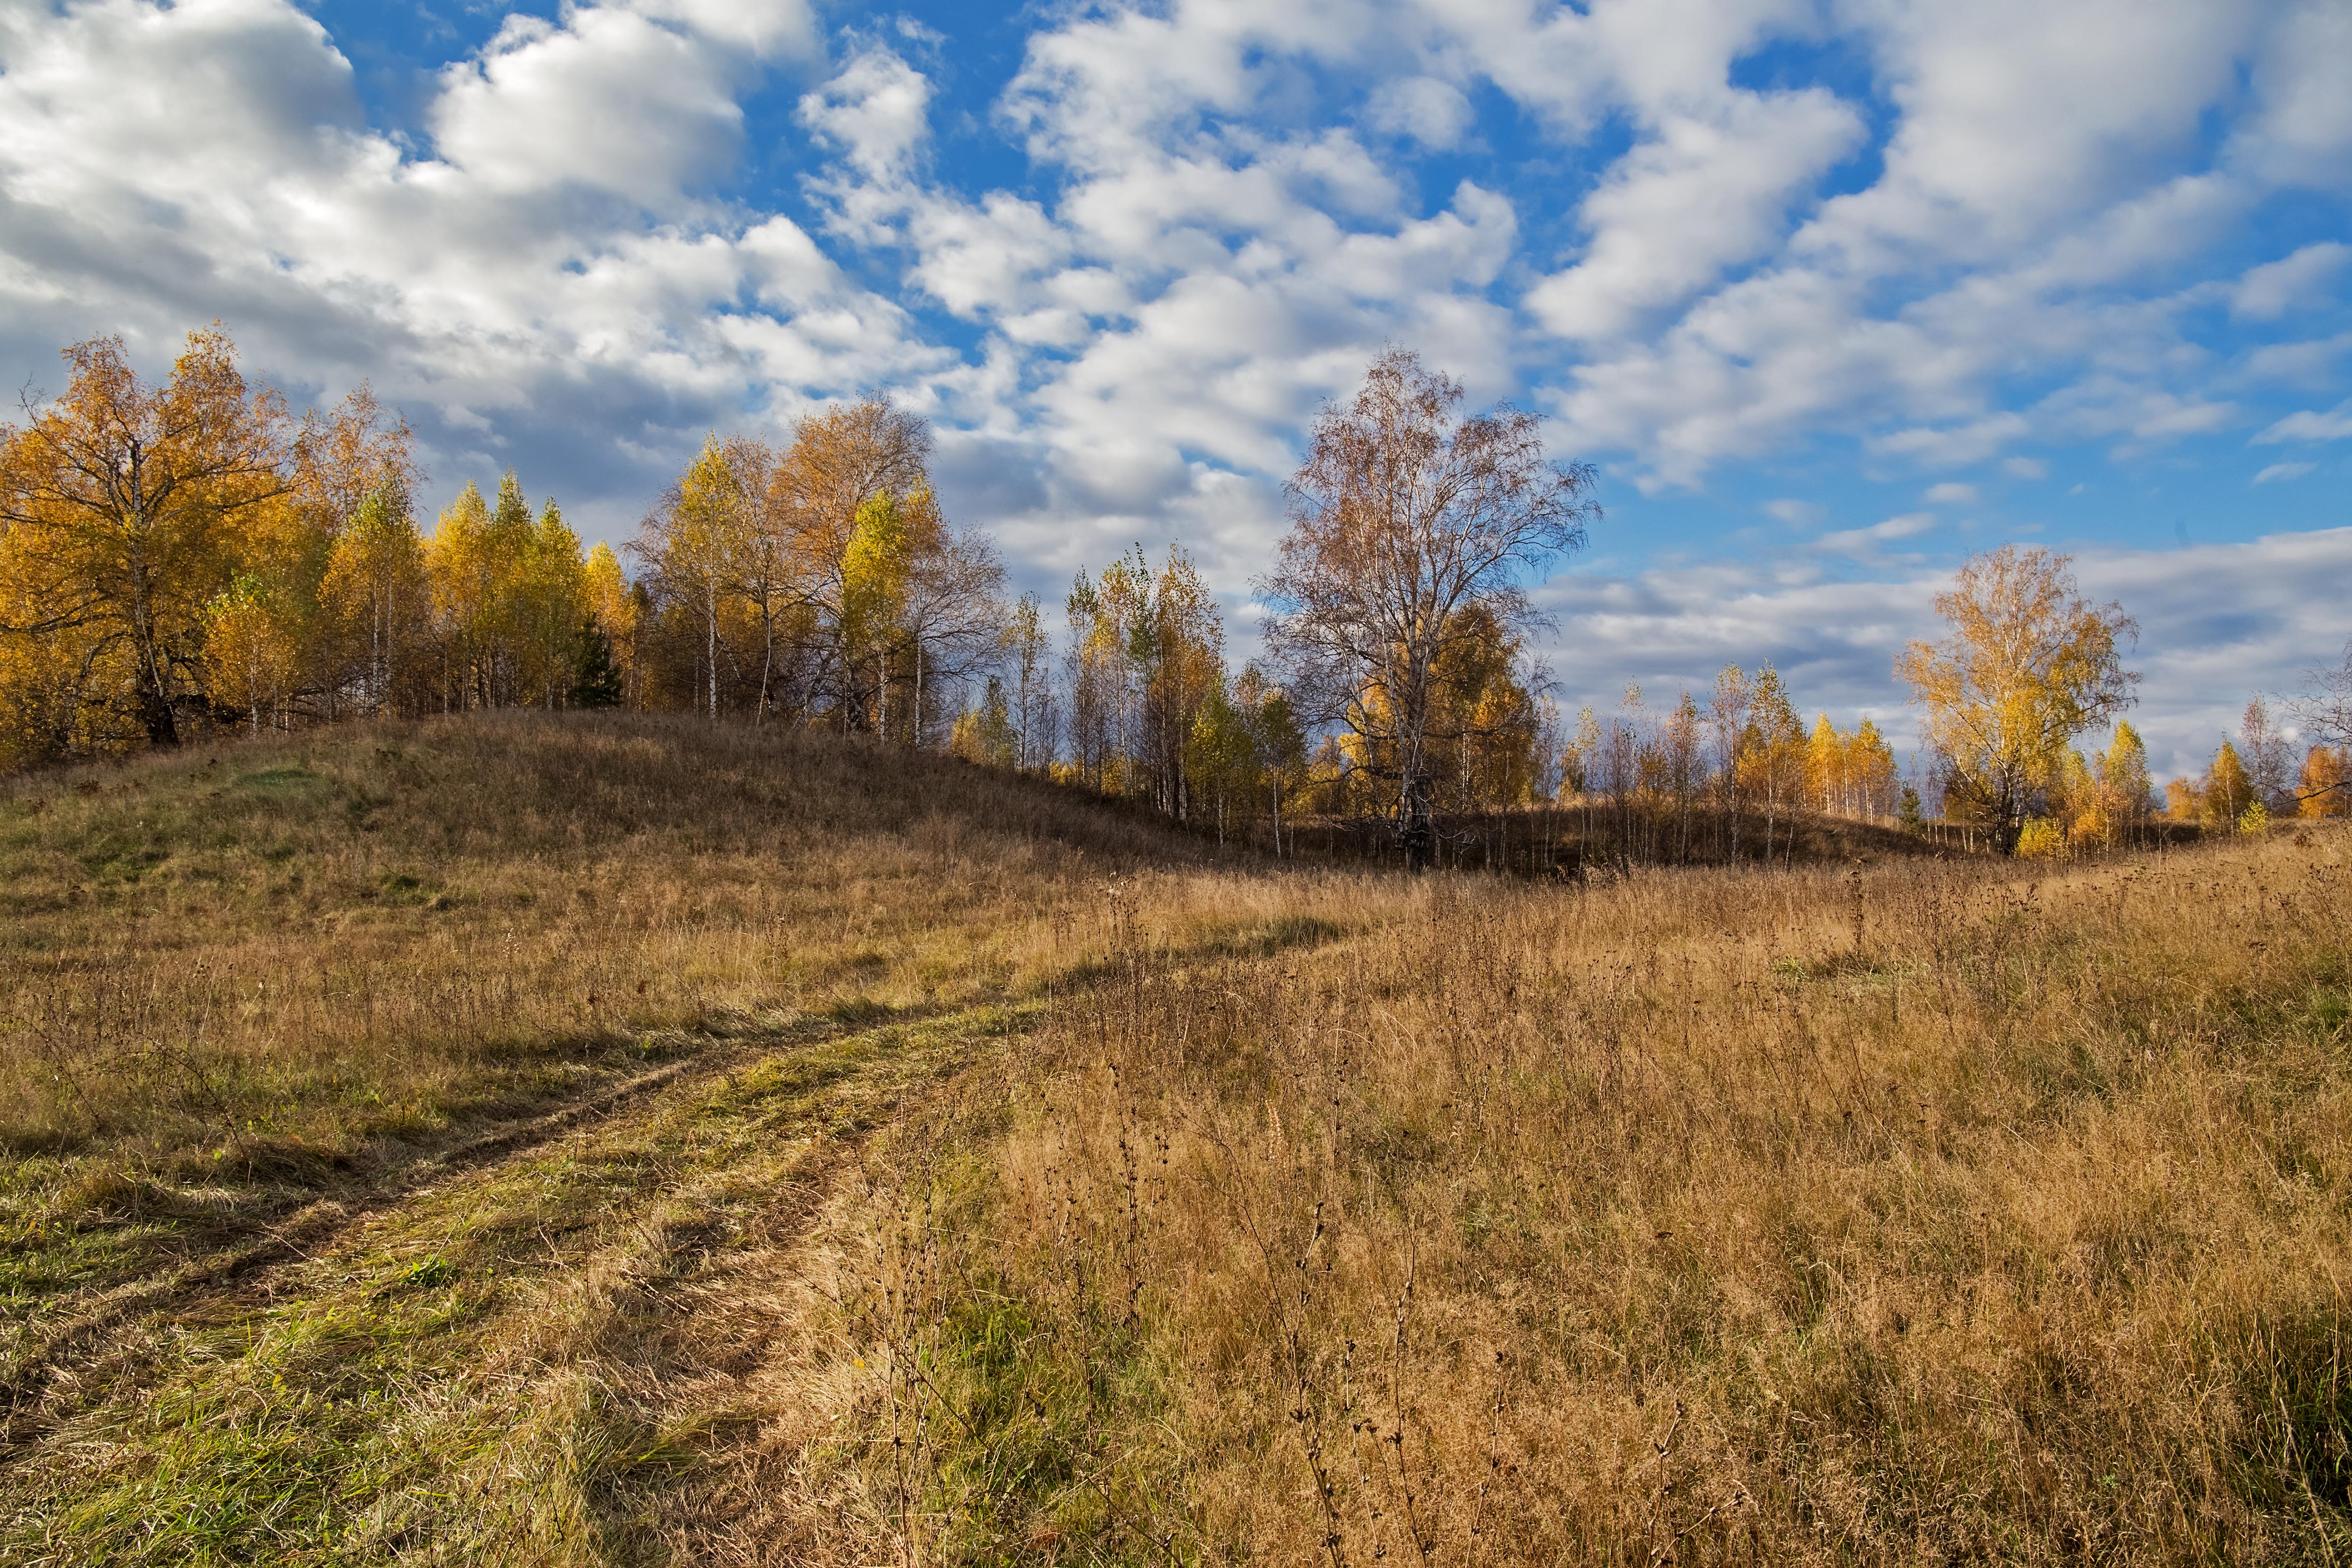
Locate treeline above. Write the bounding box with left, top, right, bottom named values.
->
left=2159, top=698, right=2346, bottom=830
left=0, top=331, right=1008, bottom=767
left=0, top=331, right=639, bottom=761
left=10, top=331, right=2344, bottom=858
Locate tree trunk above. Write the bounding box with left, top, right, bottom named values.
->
left=1398, top=768, right=1434, bottom=871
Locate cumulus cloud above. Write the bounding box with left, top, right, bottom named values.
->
left=0, top=0, right=2345, bottom=755
left=1365, top=76, right=1473, bottom=150
left=0, top=0, right=907, bottom=533
left=1528, top=89, right=1864, bottom=343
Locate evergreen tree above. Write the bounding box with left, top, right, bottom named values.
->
left=570, top=618, right=624, bottom=708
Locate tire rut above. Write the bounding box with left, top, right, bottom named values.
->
left=0, top=1011, right=905, bottom=1461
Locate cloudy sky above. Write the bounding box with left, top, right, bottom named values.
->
left=2, top=0, right=2348, bottom=776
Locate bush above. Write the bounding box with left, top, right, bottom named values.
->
left=2015, top=815, right=2068, bottom=858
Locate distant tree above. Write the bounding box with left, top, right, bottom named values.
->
left=1258, top=348, right=1597, bottom=869
left=570, top=617, right=624, bottom=708
left=2202, top=740, right=2255, bottom=828
left=1708, top=665, right=1751, bottom=856
left=1897, top=546, right=2137, bottom=853
left=2299, top=744, right=2348, bottom=818
left=1740, top=664, right=1804, bottom=863
left=1849, top=718, right=1898, bottom=818
left=2292, top=638, right=2352, bottom=756
left=1235, top=664, right=1307, bottom=854
left=582, top=542, right=639, bottom=706
left=2093, top=721, right=2153, bottom=844
left=2162, top=776, right=2201, bottom=822
left=1002, top=593, right=1057, bottom=772
left=1661, top=691, right=1704, bottom=857
left=2239, top=697, right=2294, bottom=813
left=321, top=482, right=430, bottom=717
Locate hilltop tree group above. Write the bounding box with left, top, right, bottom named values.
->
left=0, top=330, right=638, bottom=764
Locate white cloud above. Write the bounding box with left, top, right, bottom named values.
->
left=1922, top=481, right=1978, bottom=505
left=800, top=47, right=933, bottom=192
left=1531, top=527, right=2352, bottom=779
left=1764, top=497, right=1825, bottom=526
left=1365, top=76, right=1473, bottom=150
left=2002, top=456, right=2048, bottom=478
left=1528, top=89, right=1864, bottom=342
left=0, top=0, right=922, bottom=533
left=2254, top=461, right=2315, bottom=483
left=1812, top=510, right=1937, bottom=559
left=2241, top=332, right=2352, bottom=390
left=2232, top=241, right=2351, bottom=318
left=2256, top=399, right=2352, bottom=443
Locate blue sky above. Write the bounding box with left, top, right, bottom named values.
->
left=2, top=0, right=2348, bottom=776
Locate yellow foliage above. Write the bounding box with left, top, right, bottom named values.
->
left=2014, top=815, right=2069, bottom=858
left=1899, top=546, right=2136, bottom=847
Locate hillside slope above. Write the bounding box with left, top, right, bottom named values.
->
left=2, top=715, right=2347, bottom=1566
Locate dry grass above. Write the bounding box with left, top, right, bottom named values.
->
left=756, top=824, right=2352, bottom=1565
left=0, top=713, right=1305, bottom=1420
left=5, top=714, right=2348, bottom=1565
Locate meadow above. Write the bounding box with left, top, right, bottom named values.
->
left=1, top=713, right=2346, bottom=1565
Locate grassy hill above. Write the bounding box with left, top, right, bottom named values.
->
left=2, top=714, right=2347, bottom=1565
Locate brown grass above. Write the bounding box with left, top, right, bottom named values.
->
left=741, top=822, right=2352, bottom=1565
left=4, top=714, right=2347, bottom=1566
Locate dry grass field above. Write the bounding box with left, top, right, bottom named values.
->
left=2, top=713, right=2346, bottom=1565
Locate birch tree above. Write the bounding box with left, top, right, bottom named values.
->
left=1259, top=349, right=1596, bottom=869
left=1898, top=546, right=2137, bottom=853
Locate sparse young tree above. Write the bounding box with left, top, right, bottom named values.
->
left=2093, top=721, right=2154, bottom=845
left=1708, top=665, right=1751, bottom=857
left=1259, top=349, right=1597, bottom=869
left=1002, top=593, right=1058, bottom=772
left=1740, top=665, right=1804, bottom=865
left=2202, top=739, right=2255, bottom=828
left=1897, top=546, right=2137, bottom=853
left=2239, top=697, right=2294, bottom=813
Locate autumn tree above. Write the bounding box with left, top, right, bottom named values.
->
left=2201, top=739, right=2255, bottom=828
left=2238, top=697, right=2295, bottom=813
left=0, top=330, right=293, bottom=745
left=1260, top=349, right=1597, bottom=869
left=1708, top=665, right=1751, bottom=857
left=1001, top=593, right=1058, bottom=772
left=321, top=483, right=431, bottom=716
left=2299, top=744, right=2348, bottom=818
left=583, top=541, right=640, bottom=704
left=1065, top=568, right=1128, bottom=792
left=1236, top=664, right=1308, bottom=853
left=1897, top=546, right=2137, bottom=853
left=2091, top=721, right=2153, bottom=845
left=1739, top=664, right=1805, bottom=863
